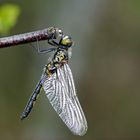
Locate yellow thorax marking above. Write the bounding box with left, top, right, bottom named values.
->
left=47, top=63, right=53, bottom=76
left=55, top=51, right=65, bottom=62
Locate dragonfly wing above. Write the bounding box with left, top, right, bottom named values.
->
left=42, top=64, right=87, bottom=136
left=62, top=64, right=88, bottom=134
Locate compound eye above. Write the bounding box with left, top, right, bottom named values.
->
left=61, top=36, right=73, bottom=47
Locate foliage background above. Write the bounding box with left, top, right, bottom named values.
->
left=0, top=0, right=140, bottom=140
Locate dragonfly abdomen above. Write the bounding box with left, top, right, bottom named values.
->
left=21, top=81, right=42, bottom=120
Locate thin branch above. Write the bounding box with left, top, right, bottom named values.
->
left=0, top=27, right=59, bottom=48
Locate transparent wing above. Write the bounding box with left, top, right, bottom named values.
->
left=42, top=64, right=87, bottom=136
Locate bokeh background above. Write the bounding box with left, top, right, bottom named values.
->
left=0, top=0, right=140, bottom=140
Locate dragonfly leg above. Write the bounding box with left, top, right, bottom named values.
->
left=30, top=42, right=56, bottom=54
left=37, top=47, right=56, bottom=54
left=48, top=39, right=60, bottom=46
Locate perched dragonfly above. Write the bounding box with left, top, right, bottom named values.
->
left=20, top=28, right=88, bottom=136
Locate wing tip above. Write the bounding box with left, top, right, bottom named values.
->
left=72, top=124, right=88, bottom=136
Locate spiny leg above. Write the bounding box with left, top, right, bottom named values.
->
left=30, top=41, right=57, bottom=54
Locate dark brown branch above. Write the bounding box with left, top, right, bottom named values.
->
left=0, top=27, right=59, bottom=48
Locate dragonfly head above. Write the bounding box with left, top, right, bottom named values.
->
left=59, top=35, right=74, bottom=49
left=53, top=28, right=74, bottom=50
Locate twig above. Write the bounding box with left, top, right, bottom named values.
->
left=0, top=27, right=59, bottom=48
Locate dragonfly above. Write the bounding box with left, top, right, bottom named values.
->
left=20, top=28, right=88, bottom=136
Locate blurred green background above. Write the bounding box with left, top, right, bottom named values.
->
left=0, top=0, right=140, bottom=140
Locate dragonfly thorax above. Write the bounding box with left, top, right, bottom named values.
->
left=46, top=50, right=68, bottom=76
left=54, top=50, right=68, bottom=63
